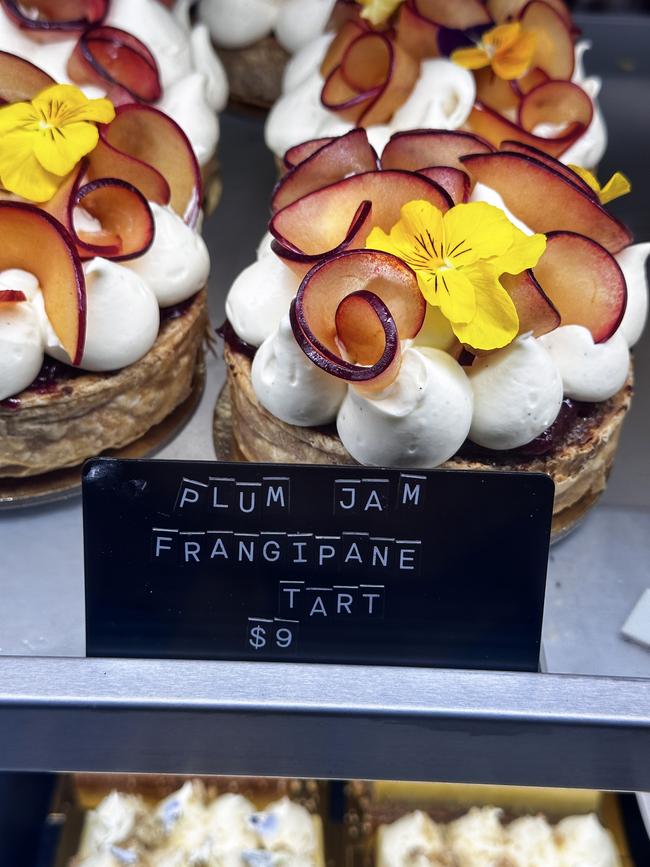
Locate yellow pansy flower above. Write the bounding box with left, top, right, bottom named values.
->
left=366, top=199, right=546, bottom=351
left=568, top=164, right=631, bottom=205
left=451, top=22, right=536, bottom=81
left=358, top=0, right=404, bottom=27
left=0, top=84, right=115, bottom=202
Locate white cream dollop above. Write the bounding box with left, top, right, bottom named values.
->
left=539, top=325, right=629, bottom=402
left=190, top=23, right=229, bottom=111
left=447, top=807, right=506, bottom=867
left=616, top=241, right=650, bottom=347
left=252, top=314, right=346, bottom=426
left=157, top=72, right=220, bottom=166
left=0, top=271, right=45, bottom=402
left=207, top=793, right=257, bottom=852
left=199, top=0, right=336, bottom=53
left=504, top=815, right=559, bottom=867
left=266, top=37, right=475, bottom=157
left=250, top=797, right=318, bottom=857
left=82, top=792, right=148, bottom=853
left=275, top=0, right=338, bottom=54
left=226, top=255, right=299, bottom=347
left=47, top=259, right=160, bottom=372
left=555, top=814, right=619, bottom=867
left=337, top=347, right=473, bottom=468
left=378, top=810, right=447, bottom=867
left=468, top=335, right=563, bottom=450
left=124, top=203, right=210, bottom=307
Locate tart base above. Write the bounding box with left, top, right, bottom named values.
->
left=217, top=36, right=289, bottom=109
left=0, top=358, right=204, bottom=509
left=0, top=290, right=208, bottom=481
left=219, top=344, right=633, bottom=541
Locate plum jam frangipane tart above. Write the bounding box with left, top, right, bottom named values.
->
left=0, top=54, right=211, bottom=479
left=220, top=128, right=647, bottom=535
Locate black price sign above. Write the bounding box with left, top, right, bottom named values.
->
left=83, top=458, right=553, bottom=671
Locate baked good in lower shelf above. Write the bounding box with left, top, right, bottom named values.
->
left=218, top=128, right=647, bottom=539
left=71, top=779, right=325, bottom=867
left=377, top=807, right=621, bottom=867
left=347, top=781, right=628, bottom=867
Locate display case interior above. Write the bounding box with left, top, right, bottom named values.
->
left=20, top=775, right=650, bottom=867
left=0, top=8, right=649, bottom=867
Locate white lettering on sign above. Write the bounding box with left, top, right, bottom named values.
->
left=174, top=475, right=292, bottom=515
left=175, top=477, right=208, bottom=510
left=277, top=582, right=385, bottom=620
left=247, top=617, right=299, bottom=651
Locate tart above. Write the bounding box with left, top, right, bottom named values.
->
left=218, top=129, right=648, bottom=539
left=265, top=0, right=607, bottom=171
left=70, top=778, right=325, bottom=866
left=198, top=0, right=337, bottom=108
left=0, top=44, right=213, bottom=482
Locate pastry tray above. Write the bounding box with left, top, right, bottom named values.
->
left=44, top=774, right=336, bottom=867
left=343, top=781, right=644, bottom=867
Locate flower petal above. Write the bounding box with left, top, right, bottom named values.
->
left=492, top=226, right=546, bottom=275
left=413, top=303, right=458, bottom=353
left=483, top=22, right=521, bottom=52
left=33, top=120, right=99, bottom=176
left=367, top=199, right=445, bottom=271
left=359, top=0, right=404, bottom=26
left=0, top=101, right=39, bottom=134
left=450, top=45, right=491, bottom=71
left=432, top=266, right=477, bottom=325
left=599, top=171, right=631, bottom=205
left=451, top=262, right=519, bottom=350
left=0, top=131, right=60, bottom=201
left=493, top=30, right=537, bottom=80
left=443, top=202, right=513, bottom=265
left=32, top=84, right=115, bottom=126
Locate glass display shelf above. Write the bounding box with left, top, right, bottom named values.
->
left=0, top=14, right=648, bottom=788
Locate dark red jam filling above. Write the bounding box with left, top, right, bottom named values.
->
left=160, top=294, right=197, bottom=322
left=217, top=318, right=257, bottom=360
left=457, top=398, right=602, bottom=462
left=1, top=296, right=198, bottom=410
left=0, top=358, right=84, bottom=410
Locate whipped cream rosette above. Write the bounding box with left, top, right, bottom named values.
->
left=0, top=50, right=211, bottom=479
left=265, top=0, right=606, bottom=170
left=222, top=128, right=647, bottom=534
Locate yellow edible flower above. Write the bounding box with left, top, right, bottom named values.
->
left=0, top=84, right=115, bottom=202
left=451, top=22, right=536, bottom=81
left=358, top=0, right=404, bottom=26
left=568, top=164, right=631, bottom=205
left=366, top=199, right=546, bottom=351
